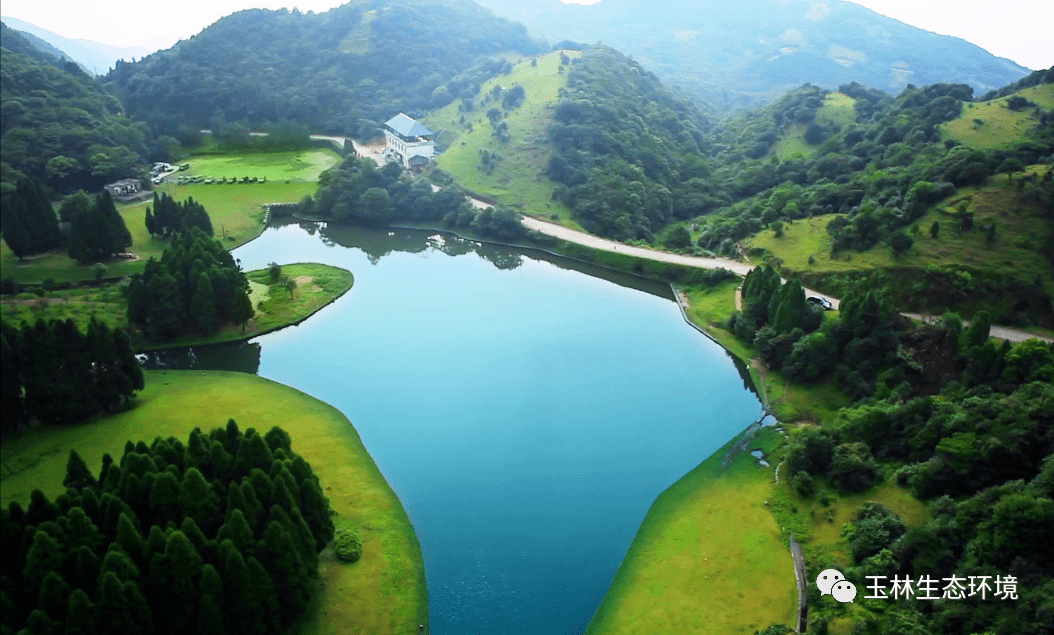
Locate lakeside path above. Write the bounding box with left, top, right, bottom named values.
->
left=520, top=216, right=1051, bottom=344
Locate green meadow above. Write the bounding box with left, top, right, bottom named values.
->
left=586, top=426, right=797, bottom=635
left=0, top=263, right=352, bottom=351
left=0, top=370, right=428, bottom=635
left=1, top=181, right=317, bottom=284
left=773, top=92, right=855, bottom=160
left=424, top=50, right=581, bottom=226
left=179, top=148, right=341, bottom=182
left=942, top=84, right=1054, bottom=150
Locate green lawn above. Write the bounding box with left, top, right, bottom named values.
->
left=0, top=263, right=352, bottom=352
left=424, top=50, right=580, bottom=226
left=586, top=426, right=797, bottom=635
left=743, top=165, right=1054, bottom=298
left=178, top=148, right=341, bottom=182
left=1, top=182, right=317, bottom=284
left=0, top=370, right=427, bottom=635
left=942, top=84, right=1054, bottom=150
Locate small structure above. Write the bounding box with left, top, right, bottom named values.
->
left=104, top=179, right=140, bottom=198
left=382, top=113, right=435, bottom=170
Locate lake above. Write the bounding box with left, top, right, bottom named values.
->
left=144, top=220, right=764, bottom=634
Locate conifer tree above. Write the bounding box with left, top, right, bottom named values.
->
left=36, top=572, right=70, bottom=623
left=22, top=531, right=62, bottom=599
left=149, top=531, right=202, bottom=635
left=258, top=520, right=311, bottom=625
left=246, top=556, right=280, bottom=633
left=99, top=549, right=141, bottom=586
left=148, top=472, right=182, bottom=528
left=216, top=509, right=253, bottom=555
left=64, top=588, right=98, bottom=635
left=63, top=451, right=97, bottom=491
left=68, top=192, right=132, bottom=262
left=179, top=467, right=221, bottom=535
left=115, top=513, right=145, bottom=563
left=191, top=272, right=220, bottom=334
left=71, top=546, right=101, bottom=594
left=198, top=565, right=227, bottom=635
left=63, top=507, right=99, bottom=554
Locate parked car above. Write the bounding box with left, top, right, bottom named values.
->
left=807, top=296, right=834, bottom=310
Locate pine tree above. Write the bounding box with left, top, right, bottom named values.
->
left=235, top=431, right=274, bottom=477
left=148, top=472, right=181, bottom=528
left=216, top=510, right=253, bottom=555
left=19, top=609, right=61, bottom=635
left=149, top=531, right=202, bottom=635
left=221, top=548, right=262, bottom=635
left=115, top=513, right=145, bottom=563
left=71, top=546, right=101, bottom=594
left=258, top=520, right=311, bottom=625
left=36, top=572, right=70, bottom=623
left=231, top=288, right=254, bottom=332
left=177, top=467, right=221, bottom=535
left=64, top=588, right=98, bottom=635
left=191, top=273, right=220, bottom=334
left=22, top=532, right=62, bottom=599
left=63, top=451, right=97, bottom=490
left=0, top=196, right=34, bottom=259
left=246, top=557, right=280, bottom=633
left=63, top=507, right=99, bottom=554
left=198, top=565, right=227, bottom=635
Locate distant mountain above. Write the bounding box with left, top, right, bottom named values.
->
left=0, top=21, right=91, bottom=74
left=0, top=15, right=153, bottom=74
left=471, top=0, right=1031, bottom=111
left=105, top=0, right=542, bottom=137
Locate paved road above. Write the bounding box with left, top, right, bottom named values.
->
left=520, top=217, right=1051, bottom=344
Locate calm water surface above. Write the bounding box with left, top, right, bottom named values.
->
left=146, top=221, right=763, bottom=634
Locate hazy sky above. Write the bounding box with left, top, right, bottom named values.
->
left=2, top=0, right=1052, bottom=70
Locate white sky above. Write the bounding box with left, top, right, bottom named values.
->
left=2, top=0, right=1052, bottom=70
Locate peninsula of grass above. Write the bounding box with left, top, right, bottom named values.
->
left=586, top=425, right=797, bottom=635
left=0, top=263, right=353, bottom=352
left=0, top=181, right=317, bottom=284
left=0, top=370, right=427, bottom=634
left=423, top=50, right=580, bottom=225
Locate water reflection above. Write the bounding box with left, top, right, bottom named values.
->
left=140, top=341, right=262, bottom=373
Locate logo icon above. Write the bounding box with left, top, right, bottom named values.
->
left=816, top=569, right=856, bottom=603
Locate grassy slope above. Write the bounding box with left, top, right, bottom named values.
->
left=0, top=263, right=352, bottom=351
left=586, top=427, right=797, bottom=635
left=0, top=370, right=427, bottom=634
left=1, top=181, right=317, bottom=284
left=773, top=92, right=856, bottom=160
left=179, top=148, right=340, bottom=182
left=423, top=50, right=581, bottom=226
left=942, top=84, right=1054, bottom=150
left=743, top=165, right=1054, bottom=298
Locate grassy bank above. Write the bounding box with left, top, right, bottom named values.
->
left=586, top=426, right=796, bottom=635
left=942, top=84, right=1054, bottom=150
left=0, top=370, right=427, bottom=635
left=1, top=181, right=317, bottom=284
left=0, top=263, right=353, bottom=351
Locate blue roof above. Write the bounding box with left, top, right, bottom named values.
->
left=385, top=113, right=434, bottom=138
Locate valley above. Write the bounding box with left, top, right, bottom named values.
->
left=2, top=2, right=1053, bottom=635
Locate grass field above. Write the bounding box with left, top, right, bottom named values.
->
left=942, top=84, right=1054, bottom=150
left=424, top=50, right=580, bottom=226
left=1, top=181, right=317, bottom=284
left=773, top=92, right=855, bottom=161
left=179, top=148, right=341, bottom=182
left=743, top=165, right=1054, bottom=298
left=0, top=370, right=427, bottom=635
left=0, top=263, right=352, bottom=352
left=586, top=426, right=797, bottom=635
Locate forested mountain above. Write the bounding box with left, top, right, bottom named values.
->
left=0, top=39, right=152, bottom=196
left=0, top=16, right=152, bottom=75
left=0, top=21, right=90, bottom=74
left=105, top=0, right=543, bottom=139
left=472, top=0, right=1030, bottom=112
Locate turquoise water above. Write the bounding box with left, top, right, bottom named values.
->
left=148, top=221, right=763, bottom=634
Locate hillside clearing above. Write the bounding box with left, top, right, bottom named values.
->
left=942, top=84, right=1054, bottom=149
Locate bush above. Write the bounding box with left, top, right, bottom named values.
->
left=268, top=262, right=282, bottom=283
left=333, top=527, right=362, bottom=563
left=793, top=472, right=816, bottom=498
left=828, top=443, right=880, bottom=493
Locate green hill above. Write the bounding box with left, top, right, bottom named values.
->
left=423, top=50, right=579, bottom=224
left=942, top=83, right=1054, bottom=150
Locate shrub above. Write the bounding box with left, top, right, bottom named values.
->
left=268, top=262, right=282, bottom=283
left=333, top=527, right=362, bottom=563
left=793, top=472, right=816, bottom=498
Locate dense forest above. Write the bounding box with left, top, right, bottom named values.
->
left=1, top=317, right=144, bottom=431
left=0, top=30, right=154, bottom=196
left=104, top=0, right=541, bottom=140
left=125, top=228, right=254, bottom=340
left=0, top=422, right=335, bottom=635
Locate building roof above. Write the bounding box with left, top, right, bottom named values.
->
left=384, top=113, right=434, bottom=138
left=106, top=179, right=139, bottom=187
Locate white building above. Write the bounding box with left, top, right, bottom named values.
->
left=382, top=113, right=436, bottom=170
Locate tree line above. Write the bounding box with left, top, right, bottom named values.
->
left=0, top=422, right=335, bottom=635
left=125, top=228, right=254, bottom=340
left=307, top=154, right=526, bottom=241
left=145, top=192, right=213, bottom=238
left=1, top=317, right=144, bottom=432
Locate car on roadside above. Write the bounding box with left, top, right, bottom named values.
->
left=807, top=296, right=833, bottom=310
